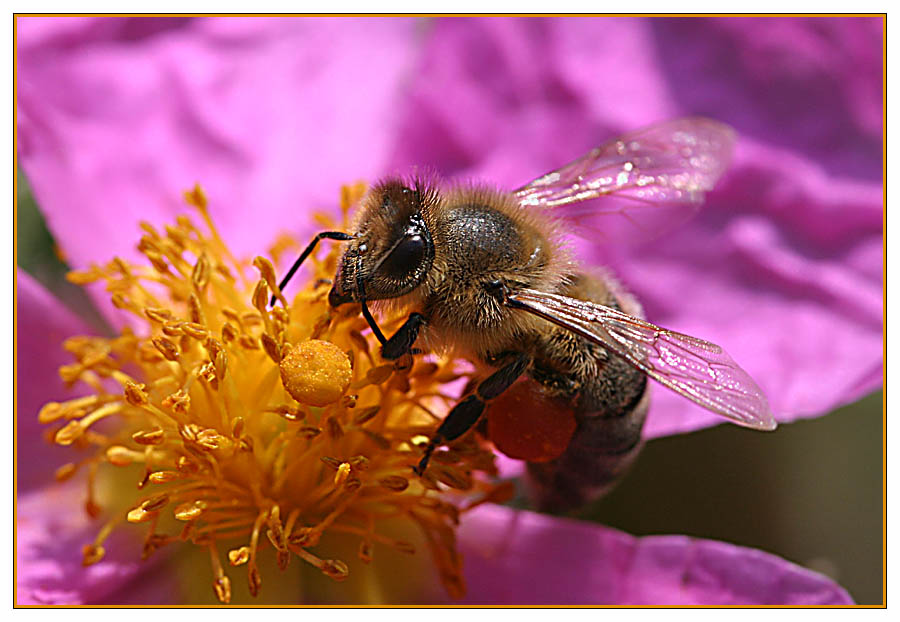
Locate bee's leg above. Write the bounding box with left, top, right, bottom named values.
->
left=270, top=231, right=355, bottom=305
left=381, top=313, right=426, bottom=360
left=414, top=352, right=531, bottom=475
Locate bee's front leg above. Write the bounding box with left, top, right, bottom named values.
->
left=381, top=313, right=426, bottom=360
left=414, top=352, right=531, bottom=475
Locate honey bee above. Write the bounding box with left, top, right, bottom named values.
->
left=275, top=118, right=775, bottom=510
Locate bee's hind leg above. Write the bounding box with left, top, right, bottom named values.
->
left=414, top=352, right=530, bottom=475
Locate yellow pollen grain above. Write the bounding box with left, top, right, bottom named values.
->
left=279, top=340, right=352, bottom=407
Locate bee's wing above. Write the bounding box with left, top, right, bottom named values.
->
left=508, top=288, right=776, bottom=431
left=514, top=117, right=736, bottom=241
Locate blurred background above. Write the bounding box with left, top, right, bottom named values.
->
left=16, top=16, right=884, bottom=604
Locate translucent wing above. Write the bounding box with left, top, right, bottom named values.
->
left=514, top=117, right=736, bottom=241
left=508, top=288, right=775, bottom=430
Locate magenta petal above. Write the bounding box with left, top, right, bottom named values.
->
left=388, top=18, right=676, bottom=186
left=17, top=16, right=420, bottom=271
left=624, top=139, right=883, bottom=438
left=16, top=269, right=95, bottom=492
left=452, top=505, right=853, bottom=605
left=16, top=483, right=149, bottom=605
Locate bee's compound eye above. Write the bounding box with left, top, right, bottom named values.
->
left=382, top=235, right=425, bottom=279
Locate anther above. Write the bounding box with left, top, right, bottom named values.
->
left=378, top=475, right=409, bottom=492
left=66, top=269, right=102, bottom=285
left=148, top=470, right=182, bottom=484
left=188, top=293, right=205, bottom=326
left=221, top=322, right=239, bottom=343
left=238, top=334, right=259, bottom=350
left=321, top=559, right=350, bottom=581
left=132, top=428, right=165, bottom=446
left=162, top=389, right=190, bottom=414
left=174, top=500, right=207, bottom=521
left=268, top=404, right=305, bottom=422
left=191, top=253, right=211, bottom=291
left=127, top=507, right=153, bottom=523
left=214, top=350, right=228, bottom=382
left=252, top=280, right=269, bottom=314
left=141, top=493, right=170, bottom=512
left=82, top=544, right=106, bottom=566
left=54, top=420, right=84, bottom=446
left=333, top=463, right=351, bottom=487
left=181, top=322, right=208, bottom=340
left=124, top=381, right=150, bottom=407
left=248, top=566, right=262, bottom=597
left=106, top=445, right=138, bottom=466
left=228, top=546, right=250, bottom=566
left=434, top=466, right=473, bottom=491
left=213, top=576, right=232, bottom=605
left=54, top=462, right=78, bottom=482
left=162, top=321, right=185, bottom=337
left=352, top=405, right=380, bottom=425
left=183, top=184, right=208, bottom=210
left=142, top=534, right=170, bottom=560
left=152, top=337, right=180, bottom=362
left=298, top=426, right=321, bottom=439
left=358, top=540, right=373, bottom=564
left=352, top=364, right=393, bottom=389
left=261, top=333, right=282, bottom=363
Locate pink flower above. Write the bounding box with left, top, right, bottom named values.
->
left=17, top=16, right=878, bottom=605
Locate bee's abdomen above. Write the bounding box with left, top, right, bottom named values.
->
left=525, top=387, right=649, bottom=511
left=523, top=271, right=651, bottom=512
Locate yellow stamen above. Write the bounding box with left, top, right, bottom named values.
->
left=40, top=183, right=501, bottom=603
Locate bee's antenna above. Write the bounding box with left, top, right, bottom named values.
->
left=271, top=231, right=354, bottom=306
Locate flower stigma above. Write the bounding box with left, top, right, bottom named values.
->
left=43, top=183, right=511, bottom=603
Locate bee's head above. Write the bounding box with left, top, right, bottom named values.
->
left=329, top=179, right=436, bottom=307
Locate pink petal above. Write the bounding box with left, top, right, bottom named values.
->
left=387, top=18, right=677, bottom=185
left=17, top=16, right=420, bottom=271
left=16, top=482, right=151, bottom=605
left=617, top=139, right=883, bottom=437
left=450, top=504, right=853, bottom=605
left=16, top=269, right=94, bottom=492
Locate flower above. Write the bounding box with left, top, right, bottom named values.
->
left=15, top=194, right=854, bottom=606
left=24, top=183, right=509, bottom=603
left=17, top=16, right=879, bottom=605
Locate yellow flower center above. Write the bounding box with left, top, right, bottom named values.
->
left=42, top=183, right=510, bottom=603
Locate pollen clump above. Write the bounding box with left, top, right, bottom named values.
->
left=45, top=183, right=502, bottom=604
left=279, top=339, right=351, bottom=407
left=486, top=379, right=576, bottom=462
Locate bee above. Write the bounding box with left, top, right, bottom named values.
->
left=274, top=118, right=775, bottom=511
